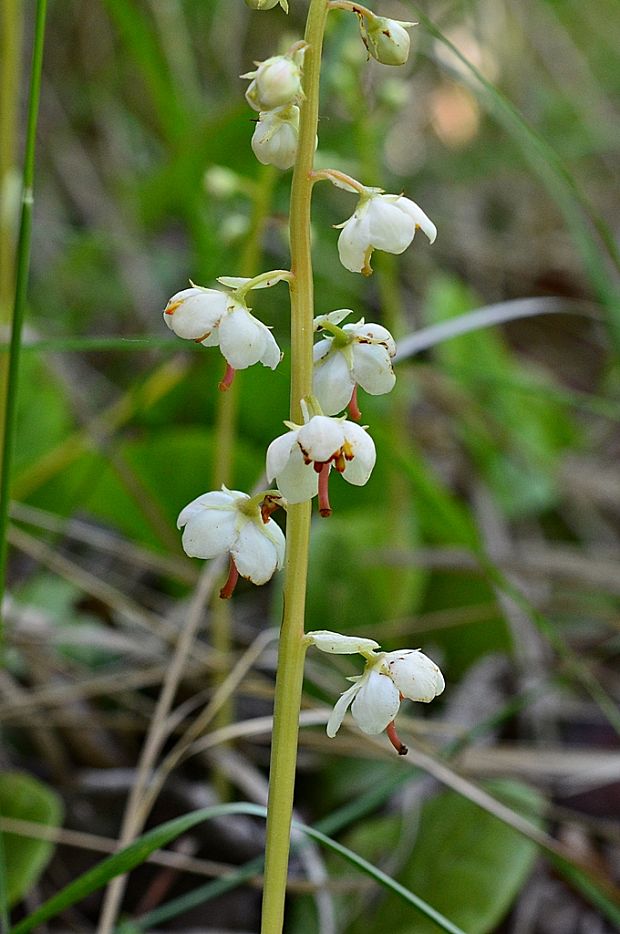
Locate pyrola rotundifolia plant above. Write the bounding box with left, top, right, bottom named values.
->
left=163, top=3, right=444, bottom=931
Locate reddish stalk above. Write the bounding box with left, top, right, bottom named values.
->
left=317, top=463, right=332, bottom=517
left=219, top=556, right=239, bottom=599
left=347, top=383, right=362, bottom=421
left=386, top=720, right=408, bottom=756
left=218, top=362, right=236, bottom=392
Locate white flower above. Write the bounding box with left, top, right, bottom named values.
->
left=177, top=487, right=285, bottom=596
left=336, top=188, right=437, bottom=276
left=163, top=275, right=285, bottom=388
left=313, top=309, right=396, bottom=417
left=360, top=15, right=415, bottom=67
left=266, top=410, right=376, bottom=516
left=252, top=105, right=299, bottom=170
left=306, top=629, right=445, bottom=754
left=243, top=52, right=303, bottom=112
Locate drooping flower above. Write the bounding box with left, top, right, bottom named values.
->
left=266, top=405, right=376, bottom=517
left=243, top=48, right=304, bottom=112
left=358, top=14, right=415, bottom=66
left=163, top=272, right=289, bottom=389
left=313, top=309, right=396, bottom=418
left=177, top=487, right=285, bottom=598
left=335, top=185, right=436, bottom=276
left=306, top=629, right=445, bottom=754
left=251, top=105, right=300, bottom=170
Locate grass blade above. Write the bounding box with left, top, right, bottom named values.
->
left=0, top=0, right=48, bottom=651
left=13, top=802, right=464, bottom=934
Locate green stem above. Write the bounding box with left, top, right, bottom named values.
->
left=260, top=3, right=329, bottom=932
left=0, top=0, right=48, bottom=650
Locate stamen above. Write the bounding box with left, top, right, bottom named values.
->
left=318, top=463, right=332, bottom=517
left=164, top=300, right=182, bottom=315
left=348, top=384, right=362, bottom=421
left=386, top=720, right=408, bottom=756
left=260, top=494, right=281, bottom=523
left=334, top=452, right=346, bottom=473
left=218, top=362, right=236, bottom=392
left=219, top=556, right=240, bottom=599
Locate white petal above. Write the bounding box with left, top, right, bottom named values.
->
left=163, top=289, right=227, bottom=340
left=297, top=416, right=345, bottom=463
left=367, top=197, right=415, bottom=254
left=231, top=520, right=280, bottom=584
left=218, top=304, right=270, bottom=369
left=341, top=423, right=376, bottom=486
left=177, top=489, right=240, bottom=528
left=217, top=276, right=251, bottom=289
left=327, top=682, right=363, bottom=737
left=351, top=670, right=401, bottom=734
left=337, top=214, right=372, bottom=273
left=262, top=517, right=286, bottom=569
left=259, top=327, right=282, bottom=369
left=266, top=431, right=298, bottom=482
left=384, top=650, right=445, bottom=702
left=313, top=309, right=353, bottom=330
left=347, top=322, right=396, bottom=357
left=394, top=197, right=437, bottom=244
left=180, top=508, right=238, bottom=559
left=217, top=270, right=290, bottom=291
left=351, top=342, right=395, bottom=396
left=313, top=349, right=354, bottom=416
left=273, top=443, right=319, bottom=503
left=307, top=630, right=380, bottom=654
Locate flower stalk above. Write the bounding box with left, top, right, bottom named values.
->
left=260, top=2, right=330, bottom=931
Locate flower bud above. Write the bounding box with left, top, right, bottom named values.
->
left=361, top=15, right=415, bottom=67
left=251, top=105, right=299, bottom=170
left=244, top=54, right=303, bottom=111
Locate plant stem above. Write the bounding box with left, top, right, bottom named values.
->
left=260, top=3, right=329, bottom=932
left=0, top=0, right=48, bottom=649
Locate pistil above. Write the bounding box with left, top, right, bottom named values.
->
left=386, top=720, right=408, bottom=756
left=317, top=463, right=332, bottom=517
left=219, top=556, right=240, bottom=599
left=218, top=362, right=236, bottom=392
left=348, top=384, right=361, bottom=421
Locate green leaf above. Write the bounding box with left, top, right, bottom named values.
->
left=0, top=772, right=63, bottom=907
left=357, top=780, right=544, bottom=934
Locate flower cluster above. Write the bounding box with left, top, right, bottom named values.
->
left=161, top=0, right=444, bottom=750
